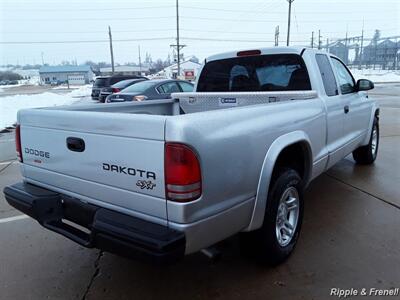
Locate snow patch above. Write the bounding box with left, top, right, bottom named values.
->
left=350, top=68, right=400, bottom=83
left=0, top=92, right=77, bottom=129
left=69, top=85, right=92, bottom=97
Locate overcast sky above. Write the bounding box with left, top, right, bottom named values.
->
left=0, top=0, right=399, bottom=66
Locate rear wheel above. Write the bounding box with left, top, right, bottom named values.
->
left=352, top=117, right=379, bottom=164
left=242, top=169, right=304, bottom=266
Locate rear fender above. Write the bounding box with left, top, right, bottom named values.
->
left=243, top=131, right=312, bottom=231
left=361, top=105, right=380, bottom=146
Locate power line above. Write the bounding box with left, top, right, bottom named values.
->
left=0, top=37, right=313, bottom=45
left=179, top=5, right=396, bottom=14
left=0, top=37, right=174, bottom=45
left=193, top=0, right=282, bottom=44
left=6, top=29, right=177, bottom=34
left=7, top=5, right=174, bottom=11
left=180, top=5, right=280, bottom=13
left=5, top=15, right=380, bottom=23
left=6, top=4, right=395, bottom=14
left=6, top=27, right=397, bottom=35
left=181, top=37, right=309, bottom=43
left=5, top=16, right=174, bottom=21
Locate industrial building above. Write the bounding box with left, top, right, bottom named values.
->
left=99, top=66, right=150, bottom=76
left=39, top=65, right=94, bottom=85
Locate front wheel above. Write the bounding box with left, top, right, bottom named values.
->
left=352, top=117, right=379, bottom=164
left=241, top=169, right=304, bottom=266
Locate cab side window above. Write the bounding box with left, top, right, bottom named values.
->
left=315, top=54, right=338, bottom=96
left=331, top=57, right=355, bottom=94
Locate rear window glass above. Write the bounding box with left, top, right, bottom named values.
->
left=197, top=54, right=311, bottom=92
left=93, top=78, right=109, bottom=87
left=110, top=77, right=129, bottom=85
left=112, top=79, right=138, bottom=89
left=121, top=80, right=155, bottom=93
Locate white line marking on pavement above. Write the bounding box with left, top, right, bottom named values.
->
left=0, top=160, right=15, bottom=165
left=0, top=215, right=29, bottom=223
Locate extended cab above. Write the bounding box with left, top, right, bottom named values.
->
left=4, top=48, right=379, bottom=265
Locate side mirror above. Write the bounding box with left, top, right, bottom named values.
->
left=356, top=79, right=374, bottom=91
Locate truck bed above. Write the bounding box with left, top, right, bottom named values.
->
left=17, top=90, right=319, bottom=226
left=40, top=90, right=318, bottom=116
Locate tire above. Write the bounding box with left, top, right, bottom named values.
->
left=241, top=168, right=304, bottom=266
left=352, top=117, right=379, bottom=165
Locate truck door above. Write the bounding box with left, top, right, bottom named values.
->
left=315, top=54, right=346, bottom=168
left=330, top=57, right=372, bottom=156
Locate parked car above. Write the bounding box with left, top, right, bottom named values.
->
left=91, top=75, right=147, bottom=100
left=106, top=79, right=194, bottom=103
left=0, top=80, right=18, bottom=85
left=4, top=47, right=378, bottom=265
left=98, top=78, right=147, bottom=103
left=50, top=80, right=63, bottom=86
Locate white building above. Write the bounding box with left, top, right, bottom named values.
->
left=155, top=60, right=202, bottom=82
left=100, top=66, right=150, bottom=76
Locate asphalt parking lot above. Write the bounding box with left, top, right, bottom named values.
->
left=0, top=84, right=399, bottom=300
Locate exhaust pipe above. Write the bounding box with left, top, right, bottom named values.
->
left=201, top=247, right=221, bottom=261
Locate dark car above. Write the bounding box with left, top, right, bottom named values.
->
left=91, top=75, right=147, bottom=100
left=106, top=79, right=194, bottom=103
left=98, top=78, right=147, bottom=103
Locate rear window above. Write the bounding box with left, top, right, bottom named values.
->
left=121, top=80, right=155, bottom=93
left=112, top=79, right=139, bottom=89
left=110, top=77, right=128, bottom=85
left=93, top=78, right=109, bottom=87
left=197, top=54, right=311, bottom=92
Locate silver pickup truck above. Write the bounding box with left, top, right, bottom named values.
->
left=4, top=47, right=379, bottom=265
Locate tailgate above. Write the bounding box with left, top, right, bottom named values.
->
left=18, top=109, right=168, bottom=220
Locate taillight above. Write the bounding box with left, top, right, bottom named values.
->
left=112, top=87, right=120, bottom=93
left=15, top=124, right=23, bottom=162
left=165, top=143, right=202, bottom=202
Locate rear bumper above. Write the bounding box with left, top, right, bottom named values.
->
left=3, top=182, right=185, bottom=264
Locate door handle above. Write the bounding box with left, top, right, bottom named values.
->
left=344, top=105, right=350, bottom=114
left=66, top=137, right=85, bottom=152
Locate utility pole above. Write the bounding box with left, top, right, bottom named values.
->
left=311, top=31, right=314, bottom=48
left=275, top=26, right=280, bottom=46
left=326, top=38, right=329, bottom=52
left=108, top=26, right=115, bottom=74
left=170, top=0, right=186, bottom=79
left=286, top=0, right=294, bottom=46
left=344, top=28, right=348, bottom=64
left=358, top=21, right=364, bottom=70
left=176, top=0, right=181, bottom=77
left=138, top=45, right=142, bottom=74
left=395, top=38, right=399, bottom=70
left=318, top=30, right=322, bottom=50
left=41, top=52, right=45, bottom=65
